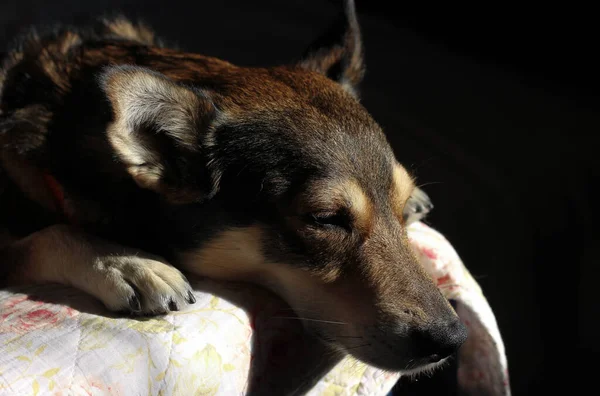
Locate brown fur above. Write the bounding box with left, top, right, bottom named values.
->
left=0, top=1, right=464, bottom=374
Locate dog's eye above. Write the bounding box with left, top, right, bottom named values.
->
left=309, top=211, right=351, bottom=231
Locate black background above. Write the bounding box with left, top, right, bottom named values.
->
left=1, top=0, right=597, bottom=394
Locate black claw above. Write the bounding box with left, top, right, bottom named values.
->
left=128, top=294, right=142, bottom=312
left=168, top=299, right=180, bottom=311
left=186, top=291, right=197, bottom=304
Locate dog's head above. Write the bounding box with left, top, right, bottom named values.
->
left=100, top=0, right=466, bottom=373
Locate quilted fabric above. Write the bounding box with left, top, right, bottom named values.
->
left=0, top=222, right=509, bottom=395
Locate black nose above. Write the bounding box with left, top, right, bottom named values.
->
left=415, top=318, right=468, bottom=360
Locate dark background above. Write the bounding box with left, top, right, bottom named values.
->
left=1, top=0, right=597, bottom=394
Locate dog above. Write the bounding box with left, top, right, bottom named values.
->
left=0, top=0, right=466, bottom=374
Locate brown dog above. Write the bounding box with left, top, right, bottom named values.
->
left=0, top=0, right=466, bottom=373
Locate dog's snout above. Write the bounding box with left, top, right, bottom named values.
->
left=415, top=318, right=468, bottom=361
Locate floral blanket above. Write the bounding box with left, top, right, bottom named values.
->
left=0, top=222, right=510, bottom=395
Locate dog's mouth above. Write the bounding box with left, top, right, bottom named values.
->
left=300, top=320, right=461, bottom=374
left=313, top=330, right=450, bottom=375
left=261, top=254, right=467, bottom=373
left=398, top=357, right=450, bottom=377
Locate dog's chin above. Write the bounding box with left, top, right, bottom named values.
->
left=398, top=357, right=449, bottom=377
left=314, top=334, right=450, bottom=375
left=354, top=353, right=450, bottom=375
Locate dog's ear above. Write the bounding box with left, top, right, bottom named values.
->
left=100, top=65, right=218, bottom=204
left=299, top=0, right=364, bottom=96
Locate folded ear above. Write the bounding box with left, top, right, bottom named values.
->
left=100, top=65, right=217, bottom=204
left=299, top=0, right=364, bottom=96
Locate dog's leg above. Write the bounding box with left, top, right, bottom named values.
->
left=0, top=224, right=195, bottom=314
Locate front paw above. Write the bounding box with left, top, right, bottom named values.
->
left=91, top=255, right=196, bottom=315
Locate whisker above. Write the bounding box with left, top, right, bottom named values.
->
left=415, top=181, right=443, bottom=189
left=343, top=343, right=371, bottom=351
left=407, top=156, right=435, bottom=173
left=203, top=246, right=241, bottom=251
left=271, top=316, right=348, bottom=325
left=274, top=308, right=321, bottom=314
left=345, top=358, right=364, bottom=377
left=190, top=261, right=237, bottom=270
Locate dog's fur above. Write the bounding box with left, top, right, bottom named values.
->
left=0, top=1, right=465, bottom=373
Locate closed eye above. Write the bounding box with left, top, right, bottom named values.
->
left=308, top=211, right=352, bottom=231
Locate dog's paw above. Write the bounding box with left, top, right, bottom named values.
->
left=90, top=255, right=196, bottom=315
left=404, top=187, right=434, bottom=225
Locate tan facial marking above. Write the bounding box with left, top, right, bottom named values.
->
left=304, top=179, right=373, bottom=233
left=270, top=265, right=376, bottom=325
left=391, top=164, right=415, bottom=220
left=178, top=228, right=373, bottom=324
left=342, top=179, right=372, bottom=232
left=176, top=223, right=347, bottom=293
left=177, top=226, right=267, bottom=282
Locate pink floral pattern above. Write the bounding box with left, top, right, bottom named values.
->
left=0, top=295, right=78, bottom=334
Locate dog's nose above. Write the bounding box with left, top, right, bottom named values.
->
left=415, top=318, right=468, bottom=360
left=430, top=318, right=468, bottom=358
